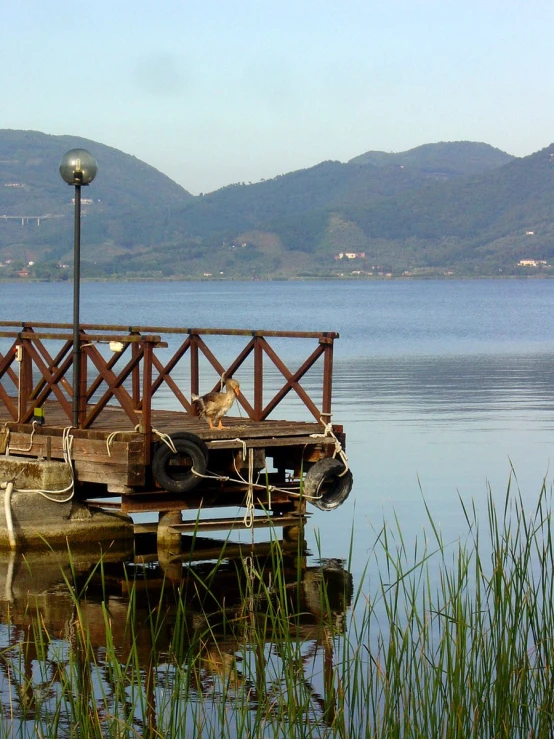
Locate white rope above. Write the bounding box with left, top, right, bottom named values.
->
left=243, top=448, right=255, bottom=528
left=210, top=437, right=247, bottom=458
left=190, top=445, right=322, bottom=500
left=310, top=416, right=350, bottom=476
left=8, top=420, right=38, bottom=453
left=13, top=426, right=75, bottom=503
left=62, top=426, right=74, bottom=465
left=1, top=482, right=16, bottom=549
left=244, top=554, right=256, bottom=626
left=106, top=430, right=131, bottom=457
left=152, top=428, right=178, bottom=453
left=190, top=463, right=306, bottom=496
left=106, top=426, right=177, bottom=457
left=190, top=468, right=231, bottom=482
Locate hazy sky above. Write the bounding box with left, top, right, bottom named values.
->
left=2, top=1, right=553, bottom=194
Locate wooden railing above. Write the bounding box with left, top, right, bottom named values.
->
left=0, top=321, right=338, bottom=430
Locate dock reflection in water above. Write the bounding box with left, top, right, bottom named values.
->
left=0, top=537, right=353, bottom=736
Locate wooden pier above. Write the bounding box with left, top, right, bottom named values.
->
left=0, top=321, right=351, bottom=531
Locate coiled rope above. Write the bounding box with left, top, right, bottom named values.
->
left=1, top=425, right=77, bottom=550
left=2, top=421, right=76, bottom=500
left=14, top=426, right=75, bottom=502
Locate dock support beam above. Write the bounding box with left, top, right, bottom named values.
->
left=157, top=510, right=183, bottom=580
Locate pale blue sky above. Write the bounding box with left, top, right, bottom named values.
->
left=2, top=1, right=553, bottom=194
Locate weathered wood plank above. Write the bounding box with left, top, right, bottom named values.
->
left=6, top=432, right=142, bottom=462
left=204, top=436, right=335, bottom=450
left=0, top=321, right=339, bottom=340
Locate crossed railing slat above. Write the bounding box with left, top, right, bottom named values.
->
left=0, top=322, right=337, bottom=431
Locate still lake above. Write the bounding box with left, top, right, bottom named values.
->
left=2, top=277, right=554, bottom=581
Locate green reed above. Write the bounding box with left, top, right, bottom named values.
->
left=1, top=479, right=554, bottom=737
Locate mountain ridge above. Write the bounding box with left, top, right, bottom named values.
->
left=2, top=129, right=552, bottom=279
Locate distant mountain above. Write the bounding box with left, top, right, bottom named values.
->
left=3, top=130, right=551, bottom=280
left=0, top=129, right=192, bottom=268
left=175, top=142, right=514, bottom=237
left=348, top=141, right=513, bottom=175
left=252, top=144, right=554, bottom=276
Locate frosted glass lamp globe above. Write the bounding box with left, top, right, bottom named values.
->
left=59, top=148, right=98, bottom=185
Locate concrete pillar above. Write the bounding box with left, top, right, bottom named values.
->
left=0, top=456, right=133, bottom=551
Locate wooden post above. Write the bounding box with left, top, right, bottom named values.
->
left=321, top=337, right=334, bottom=420
left=254, top=335, right=263, bottom=421
left=77, top=341, right=87, bottom=428
left=190, top=334, right=199, bottom=413
left=18, top=341, right=32, bottom=423
left=131, top=330, right=141, bottom=409
left=141, top=341, right=153, bottom=464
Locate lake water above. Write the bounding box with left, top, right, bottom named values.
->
left=2, top=277, right=554, bottom=733
left=2, top=278, right=554, bottom=576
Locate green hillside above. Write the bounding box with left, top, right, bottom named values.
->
left=175, top=142, right=515, bottom=237
left=2, top=129, right=552, bottom=279
left=335, top=144, right=554, bottom=274
left=167, top=142, right=551, bottom=279
left=0, top=129, right=192, bottom=275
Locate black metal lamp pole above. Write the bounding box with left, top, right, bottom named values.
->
left=59, top=149, right=98, bottom=428
left=72, top=177, right=82, bottom=428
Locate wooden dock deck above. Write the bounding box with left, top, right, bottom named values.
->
left=0, top=321, right=350, bottom=523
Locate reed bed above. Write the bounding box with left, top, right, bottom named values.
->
left=1, top=481, right=554, bottom=737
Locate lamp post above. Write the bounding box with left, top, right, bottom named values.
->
left=59, top=149, right=98, bottom=428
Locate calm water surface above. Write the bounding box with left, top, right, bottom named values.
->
left=2, top=278, right=554, bottom=733
left=2, top=278, right=554, bottom=572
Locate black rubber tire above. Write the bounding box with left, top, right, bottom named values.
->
left=303, top=457, right=353, bottom=511
left=168, top=431, right=209, bottom=465
left=151, top=434, right=208, bottom=493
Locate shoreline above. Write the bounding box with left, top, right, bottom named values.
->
left=1, top=273, right=553, bottom=285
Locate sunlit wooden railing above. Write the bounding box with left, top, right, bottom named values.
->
left=0, top=321, right=338, bottom=430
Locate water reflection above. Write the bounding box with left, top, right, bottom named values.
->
left=309, top=350, right=554, bottom=587
left=333, top=353, right=554, bottom=423
left=0, top=539, right=353, bottom=735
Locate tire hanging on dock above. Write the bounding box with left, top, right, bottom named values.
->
left=151, top=432, right=208, bottom=493
left=303, top=457, right=353, bottom=511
